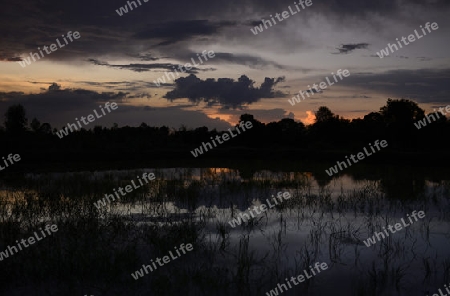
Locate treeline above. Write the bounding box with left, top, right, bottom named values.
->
left=1, top=98, right=449, bottom=168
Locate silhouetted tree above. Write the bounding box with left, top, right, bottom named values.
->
left=30, top=118, right=41, bottom=132
left=315, top=106, right=335, bottom=123
left=238, top=114, right=264, bottom=146
left=5, top=104, right=28, bottom=134
left=379, top=98, right=426, bottom=150
left=40, top=123, right=52, bottom=134
left=380, top=98, right=425, bottom=125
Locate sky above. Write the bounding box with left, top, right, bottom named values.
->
left=0, top=0, right=449, bottom=130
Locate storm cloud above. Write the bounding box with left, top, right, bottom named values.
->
left=164, top=74, right=286, bottom=108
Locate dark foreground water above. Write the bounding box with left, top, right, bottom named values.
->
left=0, top=166, right=449, bottom=296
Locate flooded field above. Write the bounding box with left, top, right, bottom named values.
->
left=1, top=166, right=449, bottom=296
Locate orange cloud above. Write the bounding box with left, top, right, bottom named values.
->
left=206, top=113, right=234, bottom=125
left=301, top=110, right=315, bottom=125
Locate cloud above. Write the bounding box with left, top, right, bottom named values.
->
left=207, top=53, right=291, bottom=70
left=164, top=74, right=286, bottom=109
left=333, top=43, right=369, bottom=54
left=218, top=108, right=294, bottom=124
left=303, top=111, right=316, bottom=125
left=0, top=84, right=232, bottom=130
left=133, top=20, right=236, bottom=45
left=337, top=68, right=450, bottom=104
left=0, top=0, right=448, bottom=64
left=87, top=58, right=214, bottom=73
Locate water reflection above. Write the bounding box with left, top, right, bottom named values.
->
left=0, top=166, right=448, bottom=295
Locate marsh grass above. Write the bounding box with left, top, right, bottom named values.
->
left=0, top=168, right=449, bottom=295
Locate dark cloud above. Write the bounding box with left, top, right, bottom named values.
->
left=6, top=57, right=23, bottom=61
left=311, top=0, right=450, bottom=17
left=0, top=83, right=126, bottom=126
left=334, top=43, right=369, bottom=54
left=133, top=20, right=235, bottom=46
left=0, top=0, right=449, bottom=131
left=164, top=74, right=285, bottom=109
left=129, top=53, right=160, bottom=61
left=87, top=58, right=109, bottom=66
left=417, top=57, right=433, bottom=61
left=0, top=0, right=447, bottom=66
left=306, top=88, right=322, bottom=94
left=87, top=59, right=214, bottom=73
left=152, top=51, right=311, bottom=72
left=76, top=80, right=158, bottom=93
left=219, top=108, right=295, bottom=123
left=338, top=68, right=450, bottom=104
left=127, top=93, right=152, bottom=99
left=0, top=84, right=231, bottom=130
left=208, top=53, right=296, bottom=71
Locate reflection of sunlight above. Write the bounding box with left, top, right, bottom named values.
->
left=208, top=168, right=232, bottom=174
left=0, top=190, right=39, bottom=202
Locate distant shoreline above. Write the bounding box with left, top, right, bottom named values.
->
left=3, top=148, right=450, bottom=174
